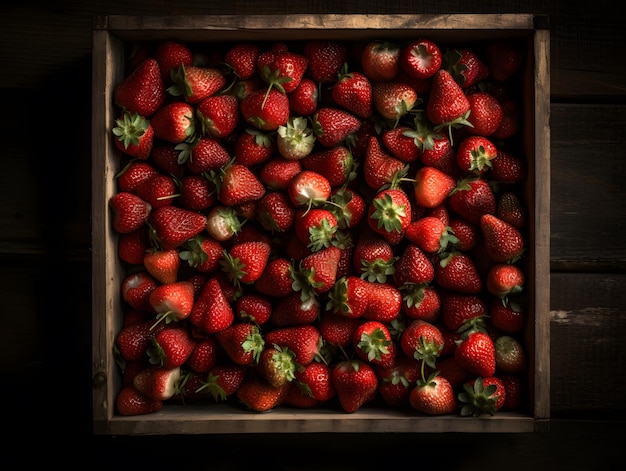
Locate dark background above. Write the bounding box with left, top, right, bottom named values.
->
left=1, top=1, right=624, bottom=468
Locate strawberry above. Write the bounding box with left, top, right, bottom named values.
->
left=186, top=337, right=220, bottom=373
left=121, top=271, right=159, bottom=312
left=326, top=275, right=371, bottom=319
left=224, top=42, right=260, bottom=79
left=257, top=48, right=308, bottom=95
left=494, top=335, right=527, bottom=373
left=328, top=187, right=366, bottom=230
left=441, top=292, right=487, bottom=334
left=448, top=218, right=478, bottom=251
left=456, top=135, right=498, bottom=175
left=363, top=282, right=402, bottom=323
left=352, top=230, right=397, bottom=283
left=459, top=376, right=506, bottom=416
left=148, top=205, right=207, bottom=250
left=234, top=128, right=276, bottom=167
left=353, top=320, right=397, bottom=368
left=372, top=81, right=418, bottom=124
left=500, top=374, right=524, bottom=411
left=112, top=111, right=154, bottom=159
left=260, top=157, right=303, bottom=191
left=332, top=66, right=373, bottom=119
left=381, top=126, right=421, bottom=163
left=394, top=244, right=435, bottom=286
left=253, top=257, right=295, bottom=298
left=400, top=38, right=442, bottom=79
left=410, top=372, right=457, bottom=415
left=303, top=40, right=348, bottom=83
left=221, top=239, right=271, bottom=291
left=255, top=191, right=296, bottom=234
left=195, top=94, right=239, bottom=138
left=376, top=355, right=420, bottom=407
left=235, top=293, right=273, bottom=326
left=455, top=330, right=497, bottom=377
left=116, top=385, right=163, bottom=416
left=258, top=345, right=297, bottom=388
left=486, top=263, right=524, bottom=302
left=418, top=130, right=459, bottom=177
left=489, top=150, right=526, bottom=183
left=271, top=291, right=320, bottom=327
left=363, top=136, right=406, bottom=191
left=302, top=145, right=356, bottom=188
left=143, top=248, right=180, bottom=284
left=448, top=177, right=496, bottom=226
left=154, top=40, right=193, bottom=83
left=435, top=250, right=482, bottom=294
left=497, top=191, right=526, bottom=229
left=276, top=116, right=316, bottom=160
left=189, top=276, right=235, bottom=334
left=236, top=372, right=290, bottom=412
left=436, top=356, right=473, bottom=388
left=115, top=319, right=160, bottom=362
left=465, top=91, right=503, bottom=137
left=287, top=169, right=331, bottom=210
left=312, top=107, right=361, bottom=148
left=332, top=359, right=379, bottom=413
left=197, top=363, right=247, bottom=401
left=294, top=361, right=336, bottom=402
left=404, top=216, right=459, bottom=254
left=216, top=322, right=265, bottom=366
left=361, top=40, right=401, bottom=81
left=116, top=160, right=159, bottom=193
left=399, top=319, right=444, bottom=367
left=491, top=99, right=519, bottom=140
left=426, top=69, right=472, bottom=144
left=135, top=173, right=178, bottom=209
left=177, top=174, right=216, bottom=211
left=132, top=365, right=182, bottom=401
left=113, top=58, right=166, bottom=117
left=486, top=41, right=524, bottom=82
left=118, top=227, right=151, bottom=265
left=240, top=88, right=290, bottom=131
left=413, top=166, right=456, bottom=209
left=148, top=326, right=196, bottom=369
left=401, top=284, right=441, bottom=323
left=319, top=310, right=362, bottom=348
left=216, top=163, right=266, bottom=207
left=148, top=280, right=196, bottom=328
left=291, top=245, right=342, bottom=300
left=288, top=77, right=319, bottom=115
left=443, top=48, right=484, bottom=89
left=294, top=207, right=338, bottom=252
left=182, top=137, right=231, bottom=174
left=150, top=101, right=196, bottom=144
left=109, top=191, right=152, bottom=234
left=480, top=213, right=525, bottom=263
left=264, top=325, right=322, bottom=366
left=167, top=64, right=226, bottom=104
left=205, top=205, right=243, bottom=242
left=489, top=298, right=525, bottom=334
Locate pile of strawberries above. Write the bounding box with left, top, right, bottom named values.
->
left=110, top=36, right=530, bottom=417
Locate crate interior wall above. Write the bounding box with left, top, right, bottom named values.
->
left=92, top=14, right=550, bottom=435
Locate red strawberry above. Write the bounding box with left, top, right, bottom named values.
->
left=288, top=77, right=319, bottom=115
left=167, top=65, right=226, bottom=104
left=404, top=216, right=458, bottom=254
left=205, top=205, right=243, bottom=242
left=361, top=40, right=401, bottom=81
left=253, top=257, right=295, bottom=298
left=150, top=101, right=196, bottom=144
left=258, top=49, right=308, bottom=94
left=353, top=320, right=397, bottom=368
left=224, top=42, right=260, bottom=80
left=465, top=91, right=503, bottom=137
left=455, top=330, right=497, bottom=377
left=486, top=41, right=524, bottom=82
left=148, top=205, right=207, bottom=250
left=197, top=363, right=247, bottom=401
left=294, top=207, right=338, bottom=252
left=328, top=187, right=366, bottom=230
left=312, top=107, right=361, bottom=148
left=113, top=58, right=166, bottom=117
left=332, top=66, right=373, bottom=119
left=149, top=145, right=186, bottom=178
left=413, top=166, right=456, bottom=209
left=363, top=136, right=406, bottom=191
left=376, top=355, right=420, bottom=407
left=363, top=282, right=402, bottom=323
left=148, top=326, right=196, bottom=369
left=352, top=231, right=397, bottom=283
left=181, top=137, right=232, bottom=174
left=177, top=174, right=216, bottom=211
left=116, top=385, right=163, bottom=416
left=109, top=192, right=152, bottom=234
left=260, top=157, right=302, bottom=191
left=115, top=319, right=160, bottom=362
left=196, top=94, right=239, bottom=138
left=135, top=173, right=178, bottom=209
left=302, top=146, right=356, bottom=188
left=217, top=163, right=266, bottom=207
left=154, top=40, right=193, bottom=83
left=186, top=337, right=220, bottom=373
left=491, top=99, right=519, bottom=139
left=400, top=38, right=442, bottom=79
left=480, top=213, right=525, bottom=263
left=394, top=244, right=435, bottom=286
left=189, top=276, right=235, bottom=334
left=216, top=323, right=265, bottom=366
left=221, top=239, right=271, bottom=289
left=441, top=292, right=487, bottom=333
left=118, top=227, right=151, bottom=265
left=497, top=191, right=526, bottom=229
left=292, top=245, right=342, bottom=300
left=448, top=177, right=496, bottom=225
left=372, top=81, right=418, bottom=124
left=112, top=111, right=154, bottom=159
left=435, top=250, right=482, bottom=294
left=240, top=88, right=290, bottom=131
left=459, top=376, right=506, bottom=416
left=400, top=319, right=444, bottom=366
left=271, top=291, right=320, bottom=327
left=418, top=131, right=459, bottom=177
left=319, top=310, right=362, bottom=348
left=236, top=372, right=290, bottom=412
left=332, top=359, right=378, bottom=413
left=132, top=365, right=182, bottom=401
left=410, top=373, right=457, bottom=415
left=486, top=263, right=524, bottom=302
left=143, top=248, right=180, bottom=284
left=294, top=361, right=336, bottom=402
left=264, top=325, right=322, bottom=366
left=381, top=126, right=421, bottom=163
left=287, top=170, right=331, bottom=210
left=255, top=191, right=296, bottom=234
left=500, top=374, right=524, bottom=411
left=326, top=275, right=370, bottom=319
left=495, top=335, right=527, bottom=373
left=121, top=271, right=159, bottom=312
left=148, top=280, right=196, bottom=328
left=276, top=116, right=316, bottom=160
left=456, top=135, right=498, bottom=175
left=235, top=293, right=272, bottom=326
left=116, top=160, right=159, bottom=193
left=489, top=298, right=525, bottom=334
left=443, top=48, right=484, bottom=89
left=401, top=284, right=441, bottom=323
left=235, top=128, right=275, bottom=167
left=303, top=40, right=348, bottom=83
left=489, top=150, right=526, bottom=183
left=258, top=345, right=297, bottom=388
left=426, top=69, right=472, bottom=144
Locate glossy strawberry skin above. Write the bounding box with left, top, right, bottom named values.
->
left=113, top=58, right=166, bottom=117
left=332, top=359, right=379, bottom=413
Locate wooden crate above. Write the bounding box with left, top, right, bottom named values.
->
left=92, top=14, right=550, bottom=435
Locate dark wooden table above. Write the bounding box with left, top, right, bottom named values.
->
left=1, top=1, right=624, bottom=468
